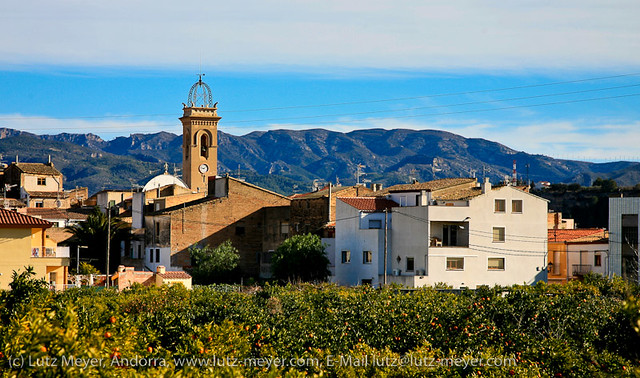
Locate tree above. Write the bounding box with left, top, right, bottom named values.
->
left=0, top=266, right=49, bottom=321
left=65, top=207, right=127, bottom=274
left=271, top=233, right=330, bottom=282
left=188, top=240, right=240, bottom=284
left=593, top=177, right=618, bottom=192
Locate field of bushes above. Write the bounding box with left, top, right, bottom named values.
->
left=1, top=272, right=640, bottom=377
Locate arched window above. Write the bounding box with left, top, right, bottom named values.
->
left=184, top=132, right=190, bottom=159
left=200, top=134, right=208, bottom=158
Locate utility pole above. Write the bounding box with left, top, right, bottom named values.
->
left=105, top=201, right=111, bottom=288
left=383, top=208, right=388, bottom=286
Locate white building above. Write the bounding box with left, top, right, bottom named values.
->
left=609, top=197, right=640, bottom=282
left=334, top=178, right=549, bottom=289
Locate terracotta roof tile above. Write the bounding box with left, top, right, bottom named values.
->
left=25, top=208, right=88, bottom=220
left=14, top=163, right=62, bottom=176
left=0, top=208, right=53, bottom=228
left=158, top=271, right=192, bottom=280
left=25, top=190, right=69, bottom=199
left=548, top=228, right=606, bottom=243
left=339, top=197, right=398, bottom=211
left=370, top=178, right=477, bottom=196
left=294, top=185, right=372, bottom=199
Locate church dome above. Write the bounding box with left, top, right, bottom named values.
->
left=142, top=173, right=188, bottom=192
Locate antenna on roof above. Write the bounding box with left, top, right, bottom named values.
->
left=355, top=164, right=366, bottom=185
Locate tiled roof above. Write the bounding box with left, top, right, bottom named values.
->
left=46, top=227, right=74, bottom=243
left=25, top=190, right=69, bottom=199
left=339, top=197, right=398, bottom=211
left=0, top=198, right=26, bottom=208
left=25, top=208, right=88, bottom=220
left=548, top=228, right=606, bottom=243
left=433, top=187, right=484, bottom=201
left=293, top=185, right=371, bottom=199
left=0, top=208, right=53, bottom=228
left=14, top=163, right=61, bottom=176
left=158, top=271, right=192, bottom=280
left=371, top=178, right=477, bottom=196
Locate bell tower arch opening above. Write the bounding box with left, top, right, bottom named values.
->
left=180, top=74, right=220, bottom=193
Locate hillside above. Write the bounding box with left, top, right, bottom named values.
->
left=1, top=127, right=639, bottom=195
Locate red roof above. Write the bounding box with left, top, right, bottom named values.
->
left=158, top=271, right=192, bottom=280
left=339, top=197, right=398, bottom=211
left=0, top=208, right=53, bottom=228
left=548, top=228, right=606, bottom=243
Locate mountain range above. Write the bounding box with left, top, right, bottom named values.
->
left=1, top=127, right=639, bottom=195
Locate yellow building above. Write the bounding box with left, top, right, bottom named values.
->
left=0, top=209, right=69, bottom=290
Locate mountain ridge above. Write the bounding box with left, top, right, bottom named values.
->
left=1, top=127, right=638, bottom=195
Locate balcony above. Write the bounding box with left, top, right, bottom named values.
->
left=572, top=264, right=592, bottom=276
left=31, top=246, right=70, bottom=258
left=429, top=221, right=469, bottom=248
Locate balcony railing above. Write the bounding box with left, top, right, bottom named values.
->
left=31, top=247, right=70, bottom=258
left=572, top=264, right=592, bottom=276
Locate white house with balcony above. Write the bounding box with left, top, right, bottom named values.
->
left=333, top=178, right=549, bottom=289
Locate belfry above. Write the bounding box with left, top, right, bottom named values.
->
left=180, top=74, right=220, bottom=193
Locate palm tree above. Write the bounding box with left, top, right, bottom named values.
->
left=66, top=207, right=127, bottom=275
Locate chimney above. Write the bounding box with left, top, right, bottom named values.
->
left=117, top=265, right=125, bottom=272
left=481, top=178, right=492, bottom=194
left=157, top=265, right=166, bottom=274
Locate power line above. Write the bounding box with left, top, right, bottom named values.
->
left=7, top=92, right=640, bottom=133
left=1, top=72, right=638, bottom=122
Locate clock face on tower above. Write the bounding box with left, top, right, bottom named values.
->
left=198, top=163, right=209, bottom=174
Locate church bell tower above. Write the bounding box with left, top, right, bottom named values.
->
left=180, top=74, right=220, bottom=193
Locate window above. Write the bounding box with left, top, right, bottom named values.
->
left=488, top=257, right=505, bottom=270
left=363, top=250, right=372, bottom=264
left=341, top=250, right=351, bottom=264
left=156, top=249, right=160, bottom=263
left=361, top=279, right=373, bottom=286
left=35, top=201, right=44, bottom=208
left=280, top=222, right=289, bottom=237
left=493, top=227, right=505, bottom=242
left=594, top=254, right=602, bottom=267
left=446, top=257, right=464, bottom=271
left=406, top=257, right=415, bottom=272
left=150, top=249, right=154, bottom=263
left=368, top=219, right=382, bottom=229
left=494, top=199, right=506, bottom=213
left=235, top=225, right=245, bottom=235
left=37, top=177, right=46, bottom=186
left=512, top=200, right=523, bottom=213
left=200, top=134, right=208, bottom=158
left=155, top=222, right=160, bottom=237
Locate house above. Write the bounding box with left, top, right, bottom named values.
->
left=333, top=178, right=549, bottom=288
left=548, top=211, right=575, bottom=230
left=111, top=265, right=192, bottom=291
left=547, top=228, right=608, bottom=284
left=20, top=208, right=89, bottom=228
left=290, top=184, right=373, bottom=238
left=144, top=175, right=291, bottom=277
left=608, top=197, right=640, bottom=282
left=0, top=208, right=70, bottom=290
left=3, top=162, right=69, bottom=208
left=333, top=197, right=397, bottom=286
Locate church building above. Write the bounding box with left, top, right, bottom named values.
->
left=128, top=76, right=291, bottom=279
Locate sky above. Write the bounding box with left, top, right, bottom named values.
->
left=0, top=1, right=639, bottom=162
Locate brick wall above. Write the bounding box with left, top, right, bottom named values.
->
left=149, top=177, right=291, bottom=277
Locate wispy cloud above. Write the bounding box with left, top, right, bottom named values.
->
left=0, top=114, right=174, bottom=138
left=1, top=1, right=638, bottom=71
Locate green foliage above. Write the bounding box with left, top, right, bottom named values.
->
left=593, top=177, right=618, bottom=192
left=78, top=262, right=101, bottom=275
left=0, top=266, right=50, bottom=321
left=1, top=278, right=639, bottom=375
left=271, top=234, right=330, bottom=282
left=188, top=240, right=240, bottom=285
left=65, top=206, right=128, bottom=272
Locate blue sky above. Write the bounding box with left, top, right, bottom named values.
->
left=0, top=1, right=639, bottom=162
